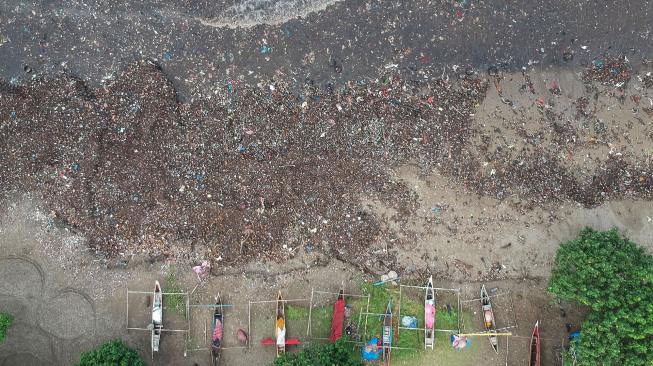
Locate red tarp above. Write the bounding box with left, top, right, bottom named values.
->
left=329, top=298, right=346, bottom=342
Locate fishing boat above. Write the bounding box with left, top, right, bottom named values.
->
left=275, top=291, right=286, bottom=357
left=261, top=291, right=300, bottom=353
left=152, top=281, right=163, bottom=354
left=382, top=300, right=393, bottom=366
left=480, top=284, right=499, bottom=354
left=424, top=276, right=436, bottom=349
left=211, top=294, right=224, bottom=366
left=329, top=284, right=346, bottom=343
left=530, top=321, right=541, bottom=366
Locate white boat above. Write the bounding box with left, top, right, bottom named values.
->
left=152, top=281, right=163, bottom=353
left=480, top=284, right=498, bottom=354
left=424, top=276, right=436, bottom=349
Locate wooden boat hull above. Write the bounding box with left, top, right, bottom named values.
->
left=424, top=276, right=435, bottom=349
left=275, top=291, right=286, bottom=357
left=152, top=281, right=163, bottom=353
left=382, top=301, right=392, bottom=366
left=530, top=321, right=540, bottom=366
left=329, top=286, right=346, bottom=342
left=480, top=285, right=498, bottom=354
left=212, top=294, right=223, bottom=365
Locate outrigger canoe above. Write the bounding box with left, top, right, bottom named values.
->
left=424, top=276, right=436, bottom=349
left=211, top=294, right=224, bottom=366
left=530, top=321, right=541, bottom=366
left=329, top=284, right=346, bottom=342
left=382, top=300, right=393, bottom=366
left=480, top=285, right=499, bottom=354
left=261, top=291, right=300, bottom=354
left=275, top=291, right=286, bottom=357
left=152, top=281, right=163, bottom=354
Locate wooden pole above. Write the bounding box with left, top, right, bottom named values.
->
left=247, top=301, right=251, bottom=349
left=505, top=332, right=509, bottom=366
left=400, top=284, right=459, bottom=291
left=312, top=290, right=369, bottom=298
left=307, top=288, right=314, bottom=337
left=397, top=284, right=402, bottom=340
left=126, top=288, right=129, bottom=330
left=509, top=291, right=518, bottom=330
left=186, top=294, right=191, bottom=356
left=457, top=332, right=513, bottom=337
left=457, top=290, right=462, bottom=332
left=363, top=294, right=370, bottom=338
left=249, top=298, right=308, bottom=304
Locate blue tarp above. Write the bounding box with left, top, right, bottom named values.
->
left=362, top=337, right=381, bottom=361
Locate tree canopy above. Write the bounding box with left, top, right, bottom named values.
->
left=549, top=228, right=653, bottom=366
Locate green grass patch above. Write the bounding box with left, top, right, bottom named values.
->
left=287, top=304, right=332, bottom=338
left=0, top=312, right=13, bottom=343
left=164, top=272, right=186, bottom=318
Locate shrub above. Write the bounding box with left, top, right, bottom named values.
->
left=77, top=339, right=145, bottom=366
left=271, top=338, right=362, bottom=366
left=0, top=312, right=13, bottom=343
left=548, top=228, right=653, bottom=366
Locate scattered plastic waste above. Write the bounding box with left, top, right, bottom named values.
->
left=192, top=260, right=211, bottom=280
left=401, top=316, right=417, bottom=328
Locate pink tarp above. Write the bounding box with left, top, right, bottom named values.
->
left=425, top=303, right=436, bottom=329
left=329, top=298, right=346, bottom=342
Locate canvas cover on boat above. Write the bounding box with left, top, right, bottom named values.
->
left=152, top=306, right=162, bottom=324
left=329, top=297, right=345, bottom=342
left=382, top=325, right=392, bottom=344
left=212, top=316, right=223, bottom=347
left=425, top=300, right=435, bottom=329
left=276, top=317, right=286, bottom=346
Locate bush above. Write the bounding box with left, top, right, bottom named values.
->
left=0, top=312, right=13, bottom=343
left=271, top=338, right=362, bottom=366
left=548, top=228, right=653, bottom=366
left=77, top=339, right=145, bottom=366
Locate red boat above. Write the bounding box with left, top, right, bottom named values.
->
left=329, top=284, right=345, bottom=342
left=530, top=321, right=540, bottom=366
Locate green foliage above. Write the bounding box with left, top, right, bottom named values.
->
left=271, top=338, right=363, bottom=366
left=548, top=228, right=653, bottom=366
left=164, top=272, right=186, bottom=317
left=77, top=339, right=144, bottom=366
left=0, top=312, right=13, bottom=343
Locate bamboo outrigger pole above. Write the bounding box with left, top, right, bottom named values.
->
left=457, top=332, right=512, bottom=337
